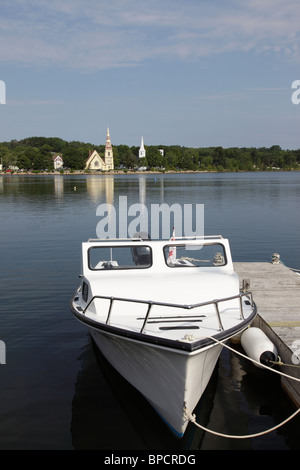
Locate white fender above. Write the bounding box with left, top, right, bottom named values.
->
left=241, top=327, right=278, bottom=368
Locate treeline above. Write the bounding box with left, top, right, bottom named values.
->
left=1, top=136, right=300, bottom=172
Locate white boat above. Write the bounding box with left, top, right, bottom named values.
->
left=71, top=234, right=257, bottom=438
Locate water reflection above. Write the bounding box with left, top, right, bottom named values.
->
left=54, top=176, right=64, bottom=199
left=86, top=176, right=114, bottom=204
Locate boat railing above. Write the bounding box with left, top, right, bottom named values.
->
left=82, top=291, right=254, bottom=333
left=87, top=235, right=224, bottom=242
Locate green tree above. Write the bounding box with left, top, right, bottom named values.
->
left=225, top=157, right=239, bottom=171
left=146, top=147, right=163, bottom=168
left=201, top=155, right=213, bottom=169
left=181, top=150, right=194, bottom=170
left=212, top=147, right=226, bottom=167
left=63, top=146, right=85, bottom=169
left=165, top=150, right=179, bottom=170
left=123, top=149, right=137, bottom=168
left=116, top=145, right=130, bottom=167
left=0, top=144, right=13, bottom=168
left=17, top=154, right=31, bottom=170
left=112, top=147, right=120, bottom=168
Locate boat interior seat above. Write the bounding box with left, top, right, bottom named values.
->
left=132, top=246, right=151, bottom=266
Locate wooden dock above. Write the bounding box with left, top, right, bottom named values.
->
left=234, top=261, right=300, bottom=408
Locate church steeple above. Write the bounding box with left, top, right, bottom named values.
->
left=104, top=127, right=114, bottom=170
left=105, top=127, right=112, bottom=150
left=139, top=136, right=146, bottom=159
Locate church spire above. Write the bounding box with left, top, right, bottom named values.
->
left=104, top=127, right=114, bottom=170
left=105, top=127, right=112, bottom=149
left=139, top=136, right=146, bottom=159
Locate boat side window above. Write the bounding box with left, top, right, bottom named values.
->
left=163, top=243, right=227, bottom=267
left=88, top=245, right=152, bottom=270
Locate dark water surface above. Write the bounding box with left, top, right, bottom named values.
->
left=0, top=172, right=299, bottom=450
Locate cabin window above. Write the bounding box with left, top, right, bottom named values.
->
left=88, top=245, right=152, bottom=270
left=163, top=243, right=227, bottom=267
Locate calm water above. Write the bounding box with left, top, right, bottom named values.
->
left=0, top=171, right=300, bottom=450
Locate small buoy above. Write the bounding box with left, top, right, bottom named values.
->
left=74, top=186, right=77, bottom=191
left=241, top=327, right=278, bottom=368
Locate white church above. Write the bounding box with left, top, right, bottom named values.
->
left=139, top=136, right=146, bottom=159
left=85, top=128, right=114, bottom=171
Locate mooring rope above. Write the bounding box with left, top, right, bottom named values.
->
left=185, top=335, right=300, bottom=438
left=272, top=253, right=300, bottom=273
left=184, top=406, right=300, bottom=440
left=271, top=358, right=300, bottom=368
left=279, top=259, right=300, bottom=273
left=208, top=335, right=300, bottom=382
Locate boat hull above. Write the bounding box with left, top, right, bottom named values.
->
left=89, top=326, right=223, bottom=437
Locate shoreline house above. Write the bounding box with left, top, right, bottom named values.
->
left=85, top=128, right=114, bottom=171
left=53, top=154, right=63, bottom=170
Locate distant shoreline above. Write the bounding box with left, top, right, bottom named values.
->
left=1, top=169, right=210, bottom=176
left=1, top=168, right=299, bottom=176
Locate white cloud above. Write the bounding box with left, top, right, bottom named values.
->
left=0, top=0, right=300, bottom=70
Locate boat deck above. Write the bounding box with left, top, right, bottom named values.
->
left=234, top=261, right=300, bottom=407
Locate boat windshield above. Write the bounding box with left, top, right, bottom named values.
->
left=163, top=243, right=227, bottom=267
left=88, top=245, right=152, bottom=270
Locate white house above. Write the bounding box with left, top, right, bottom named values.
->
left=53, top=155, right=63, bottom=170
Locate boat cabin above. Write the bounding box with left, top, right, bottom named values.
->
left=82, top=235, right=231, bottom=274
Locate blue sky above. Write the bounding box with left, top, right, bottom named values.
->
left=1, top=0, right=300, bottom=149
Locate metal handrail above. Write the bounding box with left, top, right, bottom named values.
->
left=82, top=291, right=254, bottom=333
left=87, top=235, right=224, bottom=242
